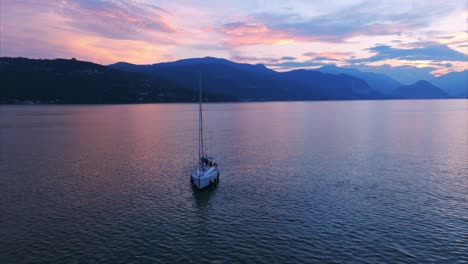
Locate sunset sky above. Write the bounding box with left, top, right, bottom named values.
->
left=1, top=0, right=467, bottom=81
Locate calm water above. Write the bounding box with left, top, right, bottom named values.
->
left=1, top=100, right=467, bottom=263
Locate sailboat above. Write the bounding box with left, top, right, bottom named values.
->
left=191, top=74, right=219, bottom=189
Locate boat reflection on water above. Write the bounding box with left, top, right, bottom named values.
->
left=191, top=180, right=219, bottom=207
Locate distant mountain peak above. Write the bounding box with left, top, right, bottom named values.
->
left=109, top=61, right=138, bottom=67
left=202, top=56, right=226, bottom=61
left=391, top=80, right=449, bottom=99
left=430, top=71, right=467, bottom=97
left=317, top=64, right=401, bottom=94
left=414, top=80, right=431, bottom=85
left=154, top=56, right=231, bottom=66
left=318, top=64, right=339, bottom=70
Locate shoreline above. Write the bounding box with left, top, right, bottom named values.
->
left=0, top=97, right=465, bottom=106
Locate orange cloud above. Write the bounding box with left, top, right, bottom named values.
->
left=1, top=0, right=187, bottom=64
left=59, top=30, right=175, bottom=64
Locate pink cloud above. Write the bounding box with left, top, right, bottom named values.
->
left=219, top=22, right=294, bottom=46
left=59, top=0, right=178, bottom=41
left=218, top=20, right=410, bottom=47
left=302, top=51, right=353, bottom=60
left=1, top=0, right=183, bottom=64
left=221, top=22, right=268, bottom=35
left=1, top=0, right=466, bottom=77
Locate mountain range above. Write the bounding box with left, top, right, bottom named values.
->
left=391, top=80, right=450, bottom=99
left=430, top=70, right=468, bottom=98
left=1, top=56, right=465, bottom=104
left=317, top=64, right=402, bottom=95
left=110, top=57, right=383, bottom=101
left=0, top=57, right=232, bottom=104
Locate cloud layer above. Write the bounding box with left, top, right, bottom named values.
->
left=60, top=0, right=177, bottom=41
left=352, top=44, right=467, bottom=63
left=1, top=0, right=467, bottom=77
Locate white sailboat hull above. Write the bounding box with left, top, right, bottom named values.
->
left=191, top=166, right=219, bottom=189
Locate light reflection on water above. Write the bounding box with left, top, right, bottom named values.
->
left=0, top=100, right=467, bottom=263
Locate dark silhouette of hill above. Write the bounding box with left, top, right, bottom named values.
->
left=317, top=65, right=401, bottom=95
left=391, top=80, right=450, bottom=99
left=278, top=69, right=382, bottom=100
left=155, top=57, right=276, bottom=75
left=430, top=70, right=467, bottom=98
left=110, top=57, right=383, bottom=101
left=0, top=57, right=232, bottom=104
left=1, top=56, right=456, bottom=104
left=142, top=60, right=289, bottom=101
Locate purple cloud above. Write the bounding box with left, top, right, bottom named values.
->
left=59, top=0, right=177, bottom=41
left=267, top=60, right=327, bottom=68
left=351, top=44, right=467, bottom=63
left=247, top=1, right=458, bottom=44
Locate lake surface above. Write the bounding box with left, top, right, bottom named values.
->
left=1, top=100, right=467, bottom=263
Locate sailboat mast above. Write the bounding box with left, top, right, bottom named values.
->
left=199, top=72, right=204, bottom=165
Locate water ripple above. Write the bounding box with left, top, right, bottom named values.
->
left=1, top=101, right=467, bottom=263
